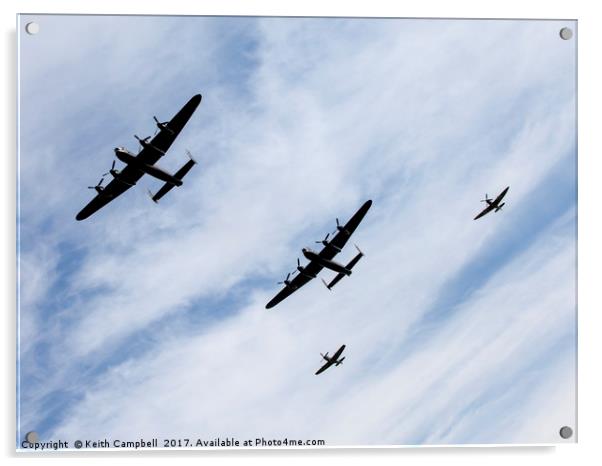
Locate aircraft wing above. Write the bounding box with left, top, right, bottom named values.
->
left=265, top=260, right=324, bottom=309
left=75, top=166, right=148, bottom=222
left=135, top=94, right=202, bottom=166
left=493, top=186, right=510, bottom=204
left=331, top=344, right=346, bottom=360
left=473, top=203, right=495, bottom=220
left=318, top=200, right=372, bottom=261
left=75, top=94, right=202, bottom=221
left=315, top=358, right=335, bottom=375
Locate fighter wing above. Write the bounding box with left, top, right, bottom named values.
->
left=319, top=200, right=372, bottom=261
left=265, top=260, right=324, bottom=309
left=135, top=94, right=202, bottom=166
left=493, top=186, right=510, bottom=205
left=473, top=203, right=495, bottom=220
left=331, top=344, right=346, bottom=361
left=315, top=358, right=336, bottom=375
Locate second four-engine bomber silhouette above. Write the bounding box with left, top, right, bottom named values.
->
left=266, top=200, right=372, bottom=309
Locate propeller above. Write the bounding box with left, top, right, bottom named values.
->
left=277, top=273, right=292, bottom=285
left=153, top=116, right=174, bottom=134
left=292, top=258, right=304, bottom=276
left=102, top=160, right=116, bottom=177
left=315, top=233, right=330, bottom=246
left=332, top=217, right=345, bottom=235
left=134, top=134, right=150, bottom=147
left=480, top=193, right=492, bottom=203
left=88, top=177, right=105, bottom=190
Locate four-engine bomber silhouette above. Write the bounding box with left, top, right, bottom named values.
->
left=315, top=345, right=346, bottom=375
left=76, top=94, right=202, bottom=220
left=265, top=200, right=372, bottom=309
left=473, top=186, right=510, bottom=220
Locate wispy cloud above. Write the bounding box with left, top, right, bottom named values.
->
left=18, top=16, right=576, bottom=446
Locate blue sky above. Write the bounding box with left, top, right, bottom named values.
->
left=17, top=15, right=576, bottom=447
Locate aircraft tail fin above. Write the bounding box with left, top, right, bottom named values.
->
left=174, top=153, right=197, bottom=180
left=323, top=245, right=364, bottom=290
left=335, top=357, right=346, bottom=366
left=150, top=153, right=197, bottom=203
left=495, top=202, right=505, bottom=212
left=147, top=189, right=158, bottom=204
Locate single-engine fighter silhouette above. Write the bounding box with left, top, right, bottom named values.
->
left=315, top=345, right=346, bottom=375
left=265, top=200, right=372, bottom=309
left=473, top=186, right=510, bottom=220
left=76, top=94, right=202, bottom=220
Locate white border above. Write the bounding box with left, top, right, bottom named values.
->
left=3, top=0, right=600, bottom=464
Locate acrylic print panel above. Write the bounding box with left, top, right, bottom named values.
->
left=17, top=14, right=576, bottom=450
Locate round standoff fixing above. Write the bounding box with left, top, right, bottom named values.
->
left=559, top=27, right=573, bottom=40
left=25, top=22, right=40, bottom=35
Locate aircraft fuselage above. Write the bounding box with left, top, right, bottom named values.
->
left=109, top=168, right=136, bottom=187
left=302, top=248, right=351, bottom=276
left=114, top=148, right=182, bottom=186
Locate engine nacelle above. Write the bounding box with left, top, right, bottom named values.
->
left=154, top=116, right=174, bottom=134
left=135, top=135, right=165, bottom=155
